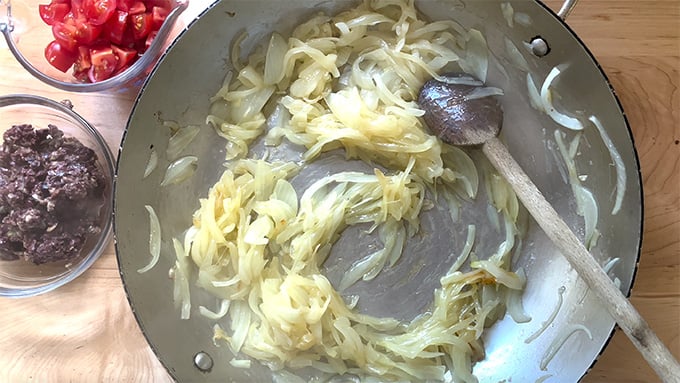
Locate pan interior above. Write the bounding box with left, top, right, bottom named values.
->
left=114, top=1, right=642, bottom=382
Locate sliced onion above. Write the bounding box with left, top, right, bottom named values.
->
left=514, top=12, right=533, bottom=27
left=471, top=260, right=522, bottom=290
left=540, top=66, right=584, bottom=130
left=273, top=371, right=307, bottom=383
left=230, top=358, right=252, bottom=368
left=540, top=324, right=593, bottom=370
left=444, top=224, right=475, bottom=277
left=464, top=86, right=504, bottom=101
left=554, top=131, right=600, bottom=248
left=199, top=299, right=231, bottom=320
left=440, top=75, right=483, bottom=87
left=504, top=37, right=529, bottom=72
left=602, top=257, right=621, bottom=274
left=590, top=115, right=627, bottom=215
left=505, top=268, right=531, bottom=323
left=501, top=3, right=514, bottom=28
left=229, top=300, right=251, bottom=353
left=138, top=205, right=161, bottom=273
left=525, top=286, right=566, bottom=343
left=526, top=72, right=543, bottom=111
left=459, top=29, right=488, bottom=83
left=143, top=148, right=158, bottom=179
left=167, top=125, right=201, bottom=160
left=172, top=238, right=192, bottom=319
left=162, top=119, right=181, bottom=134
left=264, top=32, right=288, bottom=85
left=160, top=156, right=198, bottom=186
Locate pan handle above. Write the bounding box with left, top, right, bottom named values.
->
left=557, top=0, right=579, bottom=20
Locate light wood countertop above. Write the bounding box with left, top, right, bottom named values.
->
left=0, top=0, right=677, bottom=382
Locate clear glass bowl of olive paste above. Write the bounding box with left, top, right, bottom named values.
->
left=0, top=94, right=114, bottom=297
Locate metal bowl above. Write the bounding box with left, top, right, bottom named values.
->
left=114, top=0, right=642, bottom=381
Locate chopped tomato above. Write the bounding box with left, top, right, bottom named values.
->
left=44, top=40, right=78, bottom=72
left=104, top=9, right=127, bottom=44
left=69, top=0, right=86, bottom=19
left=117, top=0, right=145, bottom=14
left=127, top=1, right=146, bottom=15
left=74, top=19, right=102, bottom=44
left=40, top=0, right=175, bottom=83
left=115, top=0, right=132, bottom=11
left=52, top=21, right=79, bottom=51
left=88, top=46, right=117, bottom=82
left=73, top=45, right=92, bottom=74
left=150, top=6, right=167, bottom=30
left=130, top=12, right=152, bottom=40
left=83, top=0, right=117, bottom=25
left=39, top=3, right=71, bottom=25
left=112, top=45, right=137, bottom=70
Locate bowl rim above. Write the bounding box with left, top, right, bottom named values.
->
left=0, top=93, right=116, bottom=298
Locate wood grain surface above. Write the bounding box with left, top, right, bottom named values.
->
left=0, top=0, right=677, bottom=382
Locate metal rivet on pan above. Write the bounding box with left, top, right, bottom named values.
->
left=193, top=351, right=214, bottom=372
left=529, top=36, right=550, bottom=57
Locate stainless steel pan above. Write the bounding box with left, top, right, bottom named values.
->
left=114, top=0, right=643, bottom=381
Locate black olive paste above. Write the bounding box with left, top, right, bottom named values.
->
left=0, top=124, right=106, bottom=264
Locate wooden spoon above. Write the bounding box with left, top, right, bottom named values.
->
left=418, top=74, right=680, bottom=381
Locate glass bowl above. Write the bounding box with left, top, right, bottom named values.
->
left=0, top=0, right=188, bottom=92
left=0, top=94, right=114, bottom=297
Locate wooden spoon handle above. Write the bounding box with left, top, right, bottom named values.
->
left=482, top=137, right=680, bottom=381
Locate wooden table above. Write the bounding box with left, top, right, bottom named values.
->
left=0, top=1, right=677, bottom=382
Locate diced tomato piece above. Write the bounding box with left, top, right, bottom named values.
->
left=130, top=12, right=152, bottom=40
left=83, top=0, right=117, bottom=25
left=119, top=26, right=136, bottom=49
left=50, top=0, right=71, bottom=4
left=150, top=6, right=168, bottom=30
left=38, top=3, right=70, bottom=25
left=44, top=40, right=77, bottom=72
left=112, top=45, right=137, bottom=70
left=74, top=20, right=102, bottom=44
left=87, top=46, right=118, bottom=82
left=51, top=21, right=79, bottom=51
left=104, top=9, right=128, bottom=45
left=115, top=0, right=132, bottom=11
left=146, top=0, right=172, bottom=9
left=69, top=0, right=87, bottom=19
left=73, top=45, right=92, bottom=74
left=127, top=1, right=146, bottom=15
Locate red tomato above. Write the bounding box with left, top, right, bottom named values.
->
left=38, top=3, right=70, bottom=25
left=69, top=0, right=86, bottom=19
left=130, top=12, right=152, bottom=40
left=74, top=19, right=103, bottom=44
left=150, top=6, right=168, bottom=30
left=88, top=46, right=118, bottom=82
left=104, top=9, right=128, bottom=45
left=73, top=45, right=92, bottom=74
left=51, top=21, right=79, bottom=51
left=127, top=1, right=146, bottom=15
left=44, top=40, right=78, bottom=72
left=112, top=45, right=137, bottom=70
left=83, top=0, right=117, bottom=25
